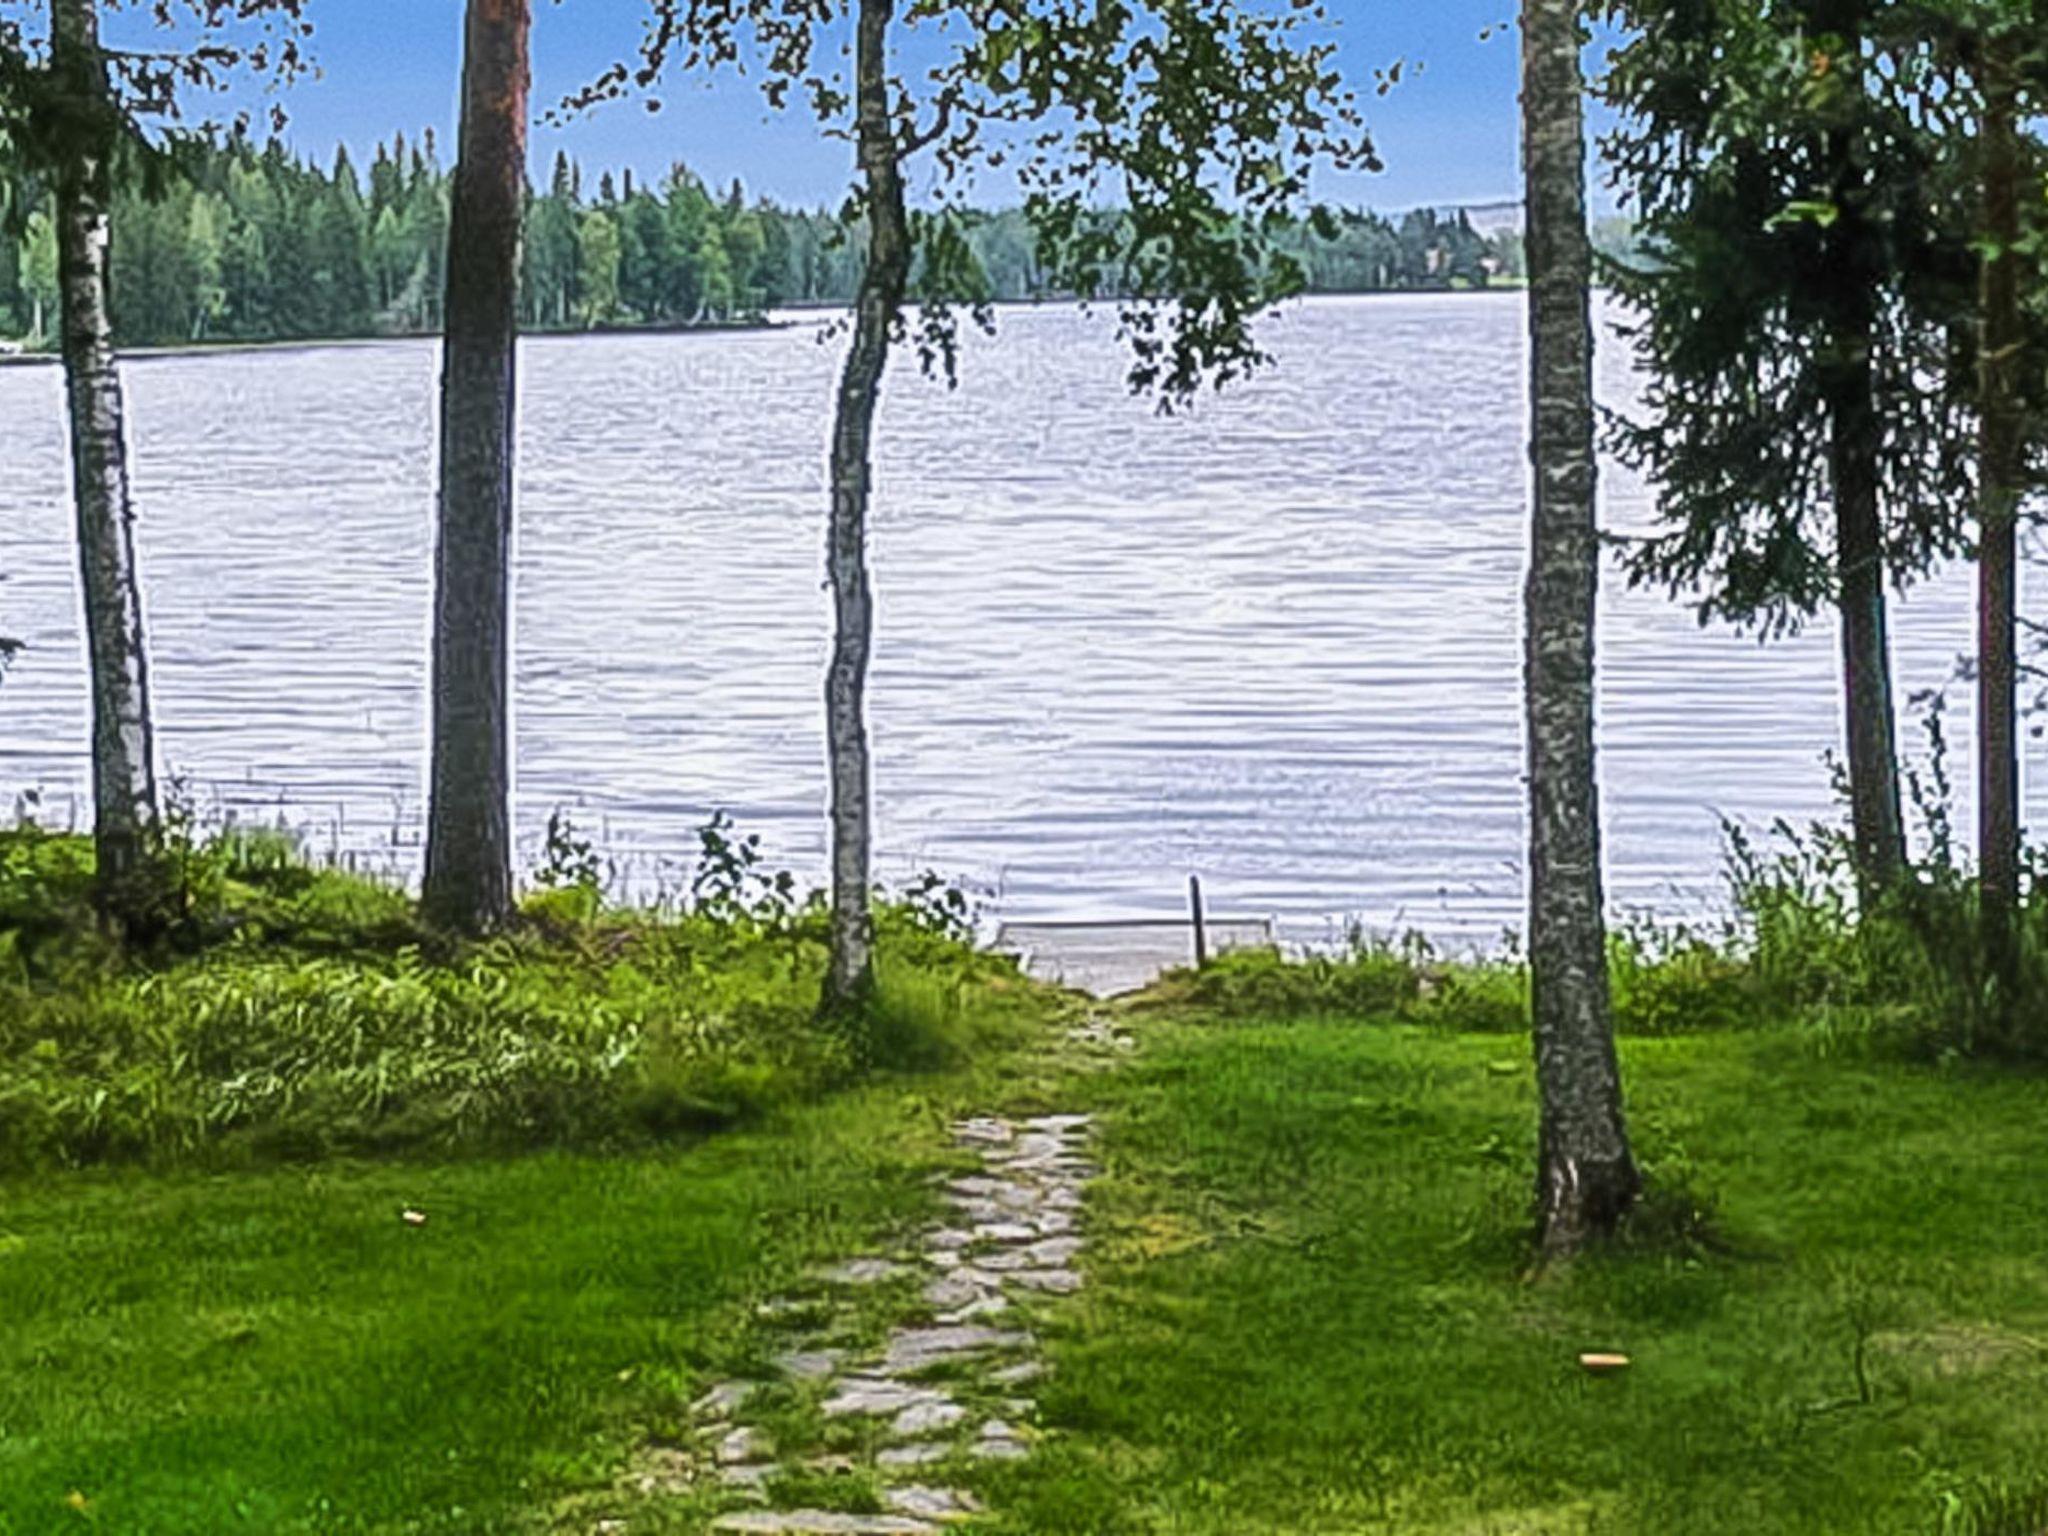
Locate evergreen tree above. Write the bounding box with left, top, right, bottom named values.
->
left=576, top=206, right=621, bottom=325
left=185, top=194, right=227, bottom=339
left=1602, top=0, right=1979, bottom=899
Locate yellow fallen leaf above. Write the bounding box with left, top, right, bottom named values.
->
left=65, top=1489, right=91, bottom=1513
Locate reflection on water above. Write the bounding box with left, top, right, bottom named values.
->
left=0, top=295, right=2025, bottom=938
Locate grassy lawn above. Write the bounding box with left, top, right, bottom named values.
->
left=11, top=1009, right=2047, bottom=1536
left=0, top=1047, right=1073, bottom=1536
left=991, top=1017, right=2048, bottom=1536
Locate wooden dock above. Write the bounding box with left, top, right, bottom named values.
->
left=993, top=917, right=1275, bottom=998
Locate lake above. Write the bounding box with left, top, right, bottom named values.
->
left=0, top=294, right=2029, bottom=941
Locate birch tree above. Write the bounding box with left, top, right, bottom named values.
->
left=420, top=0, right=528, bottom=936
left=585, top=0, right=1372, bottom=1020
left=0, top=0, right=311, bottom=930
left=1522, top=0, right=1639, bottom=1253
left=50, top=0, right=160, bottom=924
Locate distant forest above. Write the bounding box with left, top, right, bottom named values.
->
left=0, top=133, right=1538, bottom=349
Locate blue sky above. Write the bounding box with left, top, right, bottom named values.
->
left=165, top=0, right=1621, bottom=214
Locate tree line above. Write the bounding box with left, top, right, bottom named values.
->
left=4, top=0, right=2044, bottom=1262
left=0, top=129, right=1522, bottom=350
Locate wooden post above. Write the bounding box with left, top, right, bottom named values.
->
left=1189, top=874, right=1208, bottom=969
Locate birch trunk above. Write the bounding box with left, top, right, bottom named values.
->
left=1976, top=40, right=2023, bottom=1000
left=422, top=0, right=529, bottom=935
left=1520, top=0, right=1639, bottom=1255
left=52, top=0, right=163, bottom=926
left=821, top=0, right=911, bottom=1016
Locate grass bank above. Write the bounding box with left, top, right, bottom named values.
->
left=0, top=821, right=1072, bottom=1532
left=0, top=824, right=1036, bottom=1168
left=992, top=1014, right=2048, bottom=1535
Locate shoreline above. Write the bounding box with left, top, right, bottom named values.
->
left=0, top=315, right=797, bottom=367
left=0, top=287, right=1531, bottom=367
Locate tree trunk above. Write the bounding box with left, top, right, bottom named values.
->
left=820, top=0, right=911, bottom=1018
left=422, top=0, right=528, bottom=935
left=52, top=0, right=163, bottom=928
left=1818, top=14, right=1907, bottom=900
left=1520, top=0, right=1639, bottom=1256
left=1977, top=37, right=2023, bottom=1002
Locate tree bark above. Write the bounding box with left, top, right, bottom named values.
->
left=1976, top=37, right=2023, bottom=1000
left=52, top=0, right=163, bottom=927
left=422, top=0, right=529, bottom=935
left=820, top=0, right=911, bottom=1017
left=1520, top=0, right=1639, bottom=1256
left=1818, top=10, right=1907, bottom=899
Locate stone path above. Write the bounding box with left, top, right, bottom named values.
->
left=592, top=1016, right=1134, bottom=1535
left=695, top=1110, right=1095, bottom=1532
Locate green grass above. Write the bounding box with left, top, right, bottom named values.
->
left=990, top=1018, right=2048, bottom=1535
left=9, top=814, right=2048, bottom=1534
left=0, top=825, right=1035, bottom=1167
left=0, top=1034, right=1078, bottom=1536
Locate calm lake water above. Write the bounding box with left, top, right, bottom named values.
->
left=0, top=294, right=2032, bottom=940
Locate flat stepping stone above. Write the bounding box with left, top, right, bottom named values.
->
left=935, top=1296, right=1012, bottom=1324
left=924, top=1271, right=997, bottom=1310
left=968, top=1416, right=1032, bottom=1460
left=1006, top=1267, right=1082, bottom=1294
left=694, top=1380, right=763, bottom=1417
left=972, top=1248, right=1034, bottom=1273
left=990, top=1359, right=1045, bottom=1386
left=712, top=1514, right=938, bottom=1534
left=886, top=1485, right=984, bottom=1520
left=822, top=1378, right=948, bottom=1417
left=1023, top=1114, right=1093, bottom=1132
left=880, top=1324, right=1030, bottom=1373
left=891, top=1397, right=967, bottom=1437
left=877, top=1442, right=951, bottom=1468
left=945, top=1179, right=1038, bottom=1210
left=924, top=1228, right=974, bottom=1251
left=992, top=1133, right=1069, bottom=1162
left=952, top=1118, right=1015, bottom=1145
left=945, top=1197, right=1015, bottom=1225
left=717, top=1462, right=774, bottom=1496
left=1020, top=1237, right=1084, bottom=1266
left=776, top=1348, right=845, bottom=1382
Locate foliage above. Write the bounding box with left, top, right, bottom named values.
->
left=0, top=129, right=1522, bottom=346
left=1597, top=0, right=1984, bottom=632
left=582, top=0, right=1376, bottom=402
left=0, top=824, right=1040, bottom=1169
left=1140, top=725, right=2048, bottom=1058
